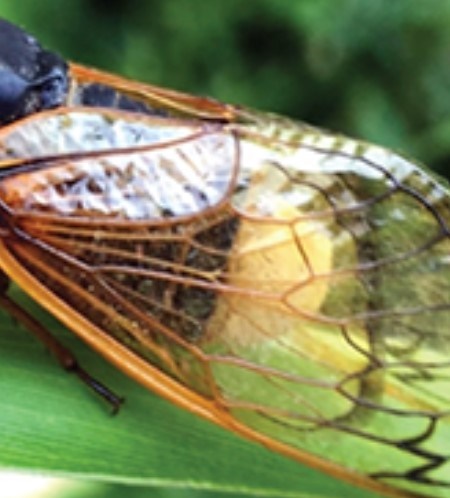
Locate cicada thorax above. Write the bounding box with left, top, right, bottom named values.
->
left=0, top=18, right=449, bottom=498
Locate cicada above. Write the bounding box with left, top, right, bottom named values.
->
left=0, top=18, right=448, bottom=498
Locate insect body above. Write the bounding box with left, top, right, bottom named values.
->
left=0, top=19, right=449, bottom=498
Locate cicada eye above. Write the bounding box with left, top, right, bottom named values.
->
left=31, top=66, right=68, bottom=110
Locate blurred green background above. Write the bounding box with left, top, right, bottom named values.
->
left=1, top=0, right=450, bottom=181
left=0, top=2, right=449, bottom=498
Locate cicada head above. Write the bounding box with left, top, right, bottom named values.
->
left=0, top=19, right=68, bottom=125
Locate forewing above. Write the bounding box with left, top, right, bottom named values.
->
left=0, top=107, right=449, bottom=498
left=69, top=63, right=236, bottom=120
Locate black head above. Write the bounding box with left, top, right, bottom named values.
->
left=0, top=19, right=68, bottom=125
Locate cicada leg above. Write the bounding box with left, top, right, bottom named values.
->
left=0, top=271, right=123, bottom=413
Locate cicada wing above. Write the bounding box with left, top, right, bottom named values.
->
left=0, top=107, right=449, bottom=498
left=69, top=63, right=236, bottom=121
